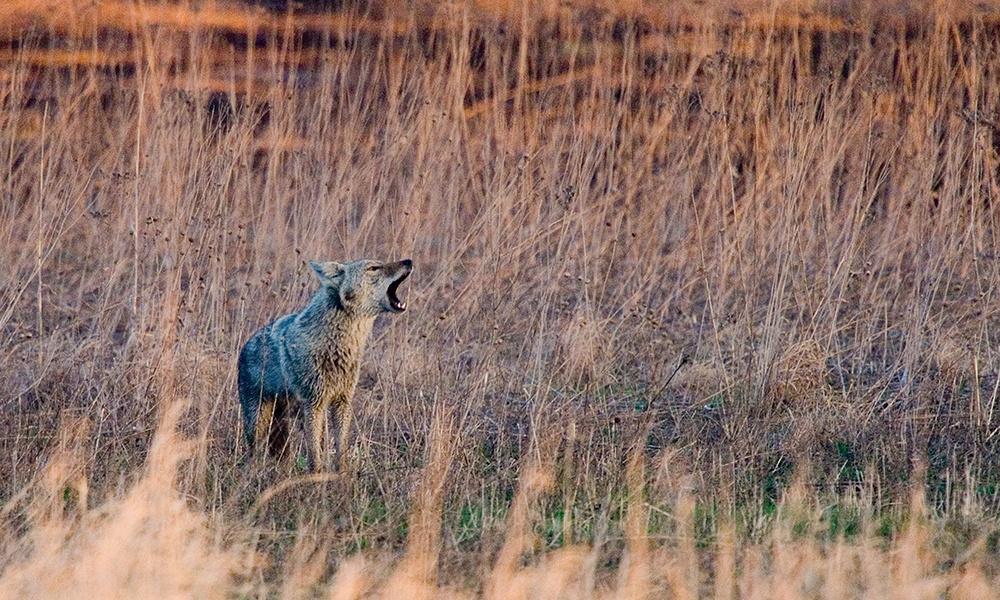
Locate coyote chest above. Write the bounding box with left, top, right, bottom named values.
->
left=304, top=320, right=370, bottom=405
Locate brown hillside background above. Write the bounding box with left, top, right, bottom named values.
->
left=4, top=0, right=1000, bottom=597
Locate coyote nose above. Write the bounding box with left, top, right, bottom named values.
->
left=400, top=259, right=413, bottom=270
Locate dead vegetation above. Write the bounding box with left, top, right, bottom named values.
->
left=4, top=0, right=1000, bottom=597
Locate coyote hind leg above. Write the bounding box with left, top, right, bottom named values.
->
left=262, top=397, right=290, bottom=459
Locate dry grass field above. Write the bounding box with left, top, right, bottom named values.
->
left=4, top=0, right=1000, bottom=597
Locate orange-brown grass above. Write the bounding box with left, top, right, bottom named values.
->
left=3, top=1, right=1000, bottom=597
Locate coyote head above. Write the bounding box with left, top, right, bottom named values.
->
left=310, top=258, right=413, bottom=317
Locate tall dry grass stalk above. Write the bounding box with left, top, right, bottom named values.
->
left=380, top=400, right=457, bottom=598
left=616, top=442, right=651, bottom=600
left=3, top=0, right=1000, bottom=596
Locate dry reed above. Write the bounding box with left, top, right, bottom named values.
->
left=2, top=0, right=1000, bottom=597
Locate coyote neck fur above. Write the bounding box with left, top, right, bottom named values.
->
left=295, top=286, right=375, bottom=398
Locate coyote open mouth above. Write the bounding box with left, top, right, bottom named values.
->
left=387, top=262, right=412, bottom=312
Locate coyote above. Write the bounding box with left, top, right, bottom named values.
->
left=238, top=258, right=413, bottom=472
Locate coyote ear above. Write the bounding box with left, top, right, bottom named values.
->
left=310, top=260, right=344, bottom=284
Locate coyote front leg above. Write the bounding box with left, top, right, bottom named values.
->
left=334, top=400, right=353, bottom=473
left=300, top=399, right=328, bottom=472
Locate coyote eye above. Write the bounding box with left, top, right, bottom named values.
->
left=365, top=265, right=380, bottom=273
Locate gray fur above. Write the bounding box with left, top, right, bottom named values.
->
left=238, top=258, right=413, bottom=472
